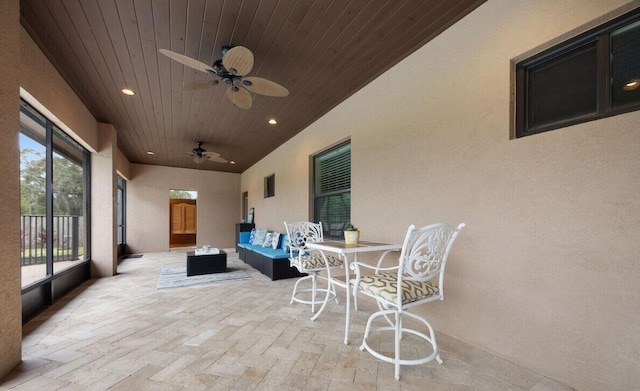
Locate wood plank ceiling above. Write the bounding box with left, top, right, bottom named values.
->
left=20, top=0, right=486, bottom=173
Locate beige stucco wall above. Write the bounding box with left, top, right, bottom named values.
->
left=241, top=1, right=640, bottom=390
left=19, top=27, right=98, bottom=152
left=91, top=123, right=118, bottom=277
left=116, top=147, right=131, bottom=180
left=126, top=164, right=241, bottom=253
left=0, top=0, right=22, bottom=379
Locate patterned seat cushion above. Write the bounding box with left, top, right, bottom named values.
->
left=290, top=253, right=343, bottom=271
left=357, top=272, right=439, bottom=304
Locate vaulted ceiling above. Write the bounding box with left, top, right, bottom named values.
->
left=20, top=0, right=485, bottom=173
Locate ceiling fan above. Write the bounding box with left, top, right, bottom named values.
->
left=188, top=141, right=227, bottom=164
left=159, top=45, right=289, bottom=109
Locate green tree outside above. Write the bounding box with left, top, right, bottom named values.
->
left=20, top=148, right=84, bottom=216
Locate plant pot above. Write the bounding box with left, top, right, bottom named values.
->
left=344, top=230, right=360, bottom=245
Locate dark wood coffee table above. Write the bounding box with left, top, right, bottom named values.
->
left=186, top=250, right=227, bottom=276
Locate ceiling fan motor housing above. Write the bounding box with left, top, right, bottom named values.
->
left=159, top=44, right=288, bottom=110
left=193, top=142, right=206, bottom=158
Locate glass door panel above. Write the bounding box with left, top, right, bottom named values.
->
left=52, top=127, right=86, bottom=274
left=19, top=111, right=48, bottom=287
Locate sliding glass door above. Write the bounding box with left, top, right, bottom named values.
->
left=20, top=100, right=91, bottom=321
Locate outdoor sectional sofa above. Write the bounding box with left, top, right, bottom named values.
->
left=237, top=229, right=305, bottom=280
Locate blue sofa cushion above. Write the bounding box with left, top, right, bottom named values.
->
left=253, top=247, right=290, bottom=259
left=239, top=231, right=251, bottom=244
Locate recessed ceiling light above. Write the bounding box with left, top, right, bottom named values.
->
left=623, top=79, right=640, bottom=91
left=230, top=161, right=236, bottom=164
left=146, top=151, right=154, bottom=155
left=268, top=118, right=277, bottom=125
left=121, top=88, right=135, bottom=96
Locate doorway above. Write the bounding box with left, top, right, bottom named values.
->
left=117, top=176, right=126, bottom=257
left=169, top=189, right=197, bottom=248
left=242, top=191, right=248, bottom=222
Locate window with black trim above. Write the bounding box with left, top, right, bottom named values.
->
left=19, top=100, right=91, bottom=288
left=264, top=174, right=275, bottom=198
left=515, top=8, right=640, bottom=138
left=313, top=141, right=351, bottom=239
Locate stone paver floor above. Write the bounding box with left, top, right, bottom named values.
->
left=2, top=251, right=575, bottom=391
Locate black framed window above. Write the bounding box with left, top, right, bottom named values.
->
left=20, top=100, right=91, bottom=288
left=313, top=141, right=351, bottom=239
left=264, top=174, right=275, bottom=198
left=516, top=8, right=640, bottom=137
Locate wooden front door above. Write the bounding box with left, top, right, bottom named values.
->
left=169, top=199, right=197, bottom=248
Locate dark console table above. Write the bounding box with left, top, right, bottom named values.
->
left=186, top=250, right=227, bottom=276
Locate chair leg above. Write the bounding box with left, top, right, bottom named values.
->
left=359, top=309, right=442, bottom=381
left=352, top=284, right=358, bottom=311
left=394, top=311, right=401, bottom=381
left=310, top=273, right=317, bottom=314
left=360, top=308, right=376, bottom=352
left=398, top=312, right=403, bottom=341
left=290, top=276, right=306, bottom=304
left=290, top=274, right=319, bottom=314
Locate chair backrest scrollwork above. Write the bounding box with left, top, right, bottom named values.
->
left=398, top=223, right=465, bottom=299
left=284, top=221, right=324, bottom=254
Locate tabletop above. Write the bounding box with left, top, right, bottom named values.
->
left=306, top=240, right=401, bottom=254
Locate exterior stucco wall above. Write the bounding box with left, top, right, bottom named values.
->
left=116, top=147, right=131, bottom=180
left=19, top=27, right=98, bottom=152
left=241, top=1, right=640, bottom=390
left=126, top=164, right=241, bottom=253
left=0, top=0, right=22, bottom=379
left=91, top=123, right=118, bottom=277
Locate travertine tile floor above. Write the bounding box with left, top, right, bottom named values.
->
left=2, top=251, right=576, bottom=391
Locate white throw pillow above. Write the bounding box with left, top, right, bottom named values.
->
left=254, top=229, right=268, bottom=245
left=263, top=232, right=273, bottom=247
left=271, top=232, right=281, bottom=249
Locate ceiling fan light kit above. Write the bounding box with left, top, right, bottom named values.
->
left=160, top=45, right=288, bottom=109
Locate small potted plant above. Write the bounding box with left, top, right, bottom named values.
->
left=344, top=223, right=360, bottom=245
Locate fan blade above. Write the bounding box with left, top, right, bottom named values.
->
left=205, top=155, right=228, bottom=163
left=182, top=80, right=217, bottom=92
left=202, top=151, right=221, bottom=158
left=241, top=77, right=289, bottom=97
left=222, top=46, right=253, bottom=76
left=226, top=87, right=252, bottom=109
left=159, top=49, right=214, bottom=74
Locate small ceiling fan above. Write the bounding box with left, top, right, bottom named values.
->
left=159, top=45, right=289, bottom=109
left=189, top=141, right=227, bottom=164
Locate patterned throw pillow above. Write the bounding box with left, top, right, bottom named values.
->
left=254, top=229, right=268, bottom=246
left=271, top=232, right=281, bottom=249
left=263, top=232, right=274, bottom=247
left=281, top=234, right=290, bottom=253
left=249, top=228, right=257, bottom=244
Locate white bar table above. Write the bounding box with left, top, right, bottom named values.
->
left=305, top=240, right=401, bottom=345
